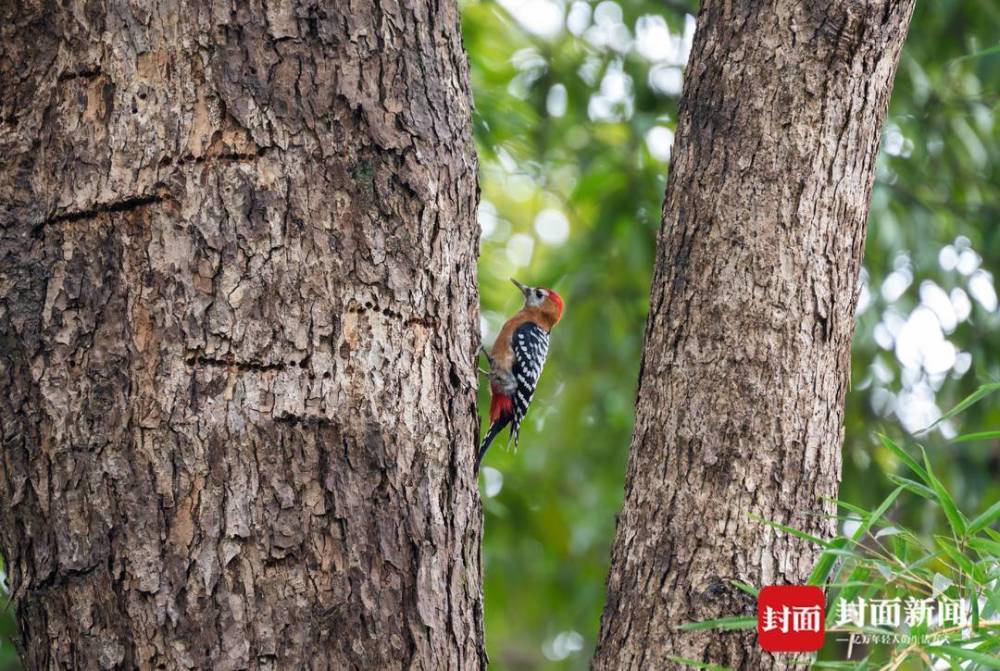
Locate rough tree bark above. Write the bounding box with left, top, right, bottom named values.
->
left=594, top=1, right=914, bottom=669
left=0, top=1, right=484, bottom=669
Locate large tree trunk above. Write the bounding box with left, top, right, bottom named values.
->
left=0, top=2, right=484, bottom=669
left=593, top=2, right=913, bottom=669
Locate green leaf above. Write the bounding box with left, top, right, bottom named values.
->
left=676, top=616, right=756, bottom=631
left=749, top=513, right=831, bottom=547
left=825, top=580, right=877, bottom=589
left=886, top=473, right=936, bottom=500
left=728, top=580, right=758, bottom=597
left=953, top=430, right=1000, bottom=444
left=826, top=566, right=875, bottom=621
left=925, top=644, right=1000, bottom=667
left=968, top=537, right=1000, bottom=557
left=875, top=526, right=902, bottom=539
left=878, top=434, right=930, bottom=483
left=834, top=500, right=870, bottom=517
left=808, top=537, right=848, bottom=586
left=921, top=447, right=967, bottom=537
left=968, top=498, right=1000, bottom=535
left=969, top=579, right=980, bottom=631
left=810, top=487, right=903, bottom=586
left=855, top=486, right=905, bottom=543
left=666, top=656, right=733, bottom=671
left=908, top=551, right=944, bottom=574
left=935, top=535, right=978, bottom=579
left=984, top=582, right=1000, bottom=617
left=933, top=572, right=954, bottom=597
left=814, top=548, right=872, bottom=561
left=920, top=382, right=1000, bottom=433
left=954, top=43, right=1000, bottom=61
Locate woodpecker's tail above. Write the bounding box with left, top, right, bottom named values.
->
left=475, top=417, right=510, bottom=473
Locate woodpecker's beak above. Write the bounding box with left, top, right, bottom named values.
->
left=510, top=278, right=530, bottom=296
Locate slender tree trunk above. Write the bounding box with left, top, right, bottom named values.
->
left=0, top=2, right=483, bottom=669
left=593, top=2, right=913, bottom=669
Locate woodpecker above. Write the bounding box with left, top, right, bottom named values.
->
left=477, top=278, right=564, bottom=472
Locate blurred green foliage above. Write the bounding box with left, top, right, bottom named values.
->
left=465, top=0, right=998, bottom=669
left=0, top=555, right=14, bottom=671
left=685, top=390, right=1000, bottom=669
left=0, top=1, right=996, bottom=669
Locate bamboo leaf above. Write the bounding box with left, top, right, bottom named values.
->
left=878, top=434, right=930, bottom=483
left=968, top=537, right=1000, bottom=557
left=968, top=498, right=1000, bottom=535
left=886, top=473, right=936, bottom=500
left=932, top=573, right=954, bottom=597
left=925, top=644, right=1000, bottom=667
left=920, top=382, right=1000, bottom=433
left=676, top=616, right=756, bottom=631
left=953, top=430, right=1000, bottom=444
left=810, top=487, right=903, bottom=587
left=854, top=486, right=905, bottom=543
left=969, top=579, right=980, bottom=631
left=935, top=535, right=977, bottom=578
left=749, top=513, right=830, bottom=547
left=666, top=656, right=733, bottom=671
left=728, top=580, right=758, bottom=597
left=808, top=538, right=848, bottom=586
left=921, top=447, right=967, bottom=537
left=954, top=43, right=1000, bottom=61
left=875, top=526, right=902, bottom=539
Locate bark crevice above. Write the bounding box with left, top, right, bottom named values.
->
left=38, top=193, right=167, bottom=227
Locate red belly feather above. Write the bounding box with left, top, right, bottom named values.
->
left=489, top=383, right=513, bottom=423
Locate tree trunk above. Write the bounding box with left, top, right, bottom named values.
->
left=0, top=2, right=483, bottom=669
left=593, top=2, right=913, bottom=669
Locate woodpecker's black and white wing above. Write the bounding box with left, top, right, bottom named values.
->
left=510, top=321, right=550, bottom=447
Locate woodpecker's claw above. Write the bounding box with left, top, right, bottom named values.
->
left=479, top=345, right=494, bottom=367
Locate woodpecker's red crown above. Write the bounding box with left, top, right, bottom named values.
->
left=543, top=289, right=563, bottom=323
